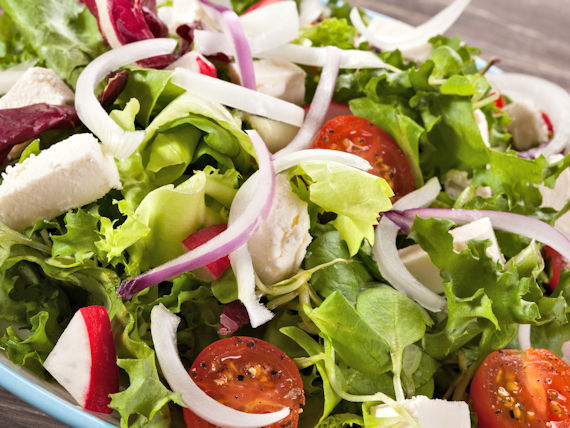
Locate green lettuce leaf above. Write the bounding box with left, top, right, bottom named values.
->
left=0, top=0, right=107, bottom=86
left=298, top=161, right=393, bottom=255
left=0, top=13, right=38, bottom=69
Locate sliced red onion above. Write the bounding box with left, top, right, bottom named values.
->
left=193, top=2, right=299, bottom=58
left=487, top=73, right=570, bottom=158
left=373, top=178, right=447, bottom=312
left=385, top=208, right=570, bottom=263
left=256, top=44, right=399, bottom=72
left=518, top=324, right=531, bottom=351
left=151, top=304, right=289, bottom=427
left=218, top=300, right=250, bottom=335
left=350, top=0, right=471, bottom=51
left=171, top=67, right=305, bottom=126
left=274, top=46, right=341, bottom=158
left=199, top=0, right=256, bottom=89
left=117, top=129, right=275, bottom=300
left=75, top=38, right=177, bottom=160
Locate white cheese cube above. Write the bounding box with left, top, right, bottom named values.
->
left=0, top=134, right=122, bottom=230
left=0, top=67, right=74, bottom=109
left=248, top=174, right=311, bottom=284
left=503, top=99, right=549, bottom=151
left=539, top=154, right=570, bottom=238
left=373, top=396, right=471, bottom=428
left=230, top=59, right=306, bottom=105
left=399, top=218, right=504, bottom=293
left=562, top=341, right=570, bottom=366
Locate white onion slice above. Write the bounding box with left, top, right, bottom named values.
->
left=518, top=324, right=531, bottom=351
left=299, top=0, right=324, bottom=26
left=151, top=304, right=289, bottom=427
left=171, top=67, right=305, bottom=126
left=373, top=178, right=447, bottom=312
left=487, top=73, right=570, bottom=158
left=0, top=60, right=37, bottom=94
left=274, top=46, right=341, bottom=158
left=75, top=38, right=177, bottom=160
left=255, top=43, right=400, bottom=72
left=117, top=129, right=275, bottom=300
left=350, top=0, right=471, bottom=51
left=273, top=148, right=372, bottom=172
left=230, top=148, right=372, bottom=327
left=385, top=208, right=570, bottom=263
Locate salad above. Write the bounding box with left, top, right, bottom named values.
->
left=0, top=0, right=569, bottom=427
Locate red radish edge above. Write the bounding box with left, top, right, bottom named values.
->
left=183, top=224, right=230, bottom=280
left=81, top=306, right=119, bottom=414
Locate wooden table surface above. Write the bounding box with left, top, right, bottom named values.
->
left=1, top=0, right=569, bottom=427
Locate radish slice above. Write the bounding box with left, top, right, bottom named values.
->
left=350, top=0, right=471, bottom=51
left=150, top=304, right=290, bottom=427
left=385, top=208, right=570, bottom=263
left=373, top=178, right=447, bottom=312
left=199, top=0, right=256, bottom=89
left=75, top=38, right=177, bottom=160
left=171, top=67, right=305, bottom=126
left=487, top=73, right=570, bottom=158
left=256, top=43, right=399, bottom=72
left=518, top=324, right=531, bottom=351
left=274, top=46, right=341, bottom=157
left=117, top=130, right=275, bottom=300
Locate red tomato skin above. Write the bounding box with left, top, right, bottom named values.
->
left=494, top=94, right=506, bottom=109
left=470, top=348, right=570, bottom=428
left=183, top=337, right=304, bottom=428
left=311, top=115, right=415, bottom=199
left=543, top=246, right=570, bottom=290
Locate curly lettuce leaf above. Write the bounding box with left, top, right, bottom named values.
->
left=297, top=161, right=393, bottom=256
left=0, top=0, right=107, bottom=87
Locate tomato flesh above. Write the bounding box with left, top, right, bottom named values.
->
left=183, top=336, right=304, bottom=428
left=311, top=115, right=415, bottom=199
left=470, top=348, right=570, bottom=428
left=543, top=246, right=570, bottom=290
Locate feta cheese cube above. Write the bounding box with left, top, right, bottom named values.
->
left=399, top=218, right=504, bottom=293
left=0, top=134, right=122, bottom=230
left=246, top=115, right=299, bottom=153
left=248, top=174, right=311, bottom=284
left=503, top=99, right=549, bottom=150
left=365, top=18, right=432, bottom=62
left=0, top=67, right=74, bottom=109
left=230, top=59, right=306, bottom=105
left=539, top=154, right=570, bottom=238
left=372, top=396, right=471, bottom=428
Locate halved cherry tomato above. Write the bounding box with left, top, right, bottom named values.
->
left=243, top=0, right=282, bottom=14
left=183, top=336, right=304, bottom=428
left=494, top=93, right=506, bottom=109
left=470, top=348, right=570, bottom=428
left=311, top=115, right=415, bottom=198
left=543, top=246, right=570, bottom=290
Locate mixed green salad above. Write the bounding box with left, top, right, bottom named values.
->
left=0, top=0, right=569, bottom=427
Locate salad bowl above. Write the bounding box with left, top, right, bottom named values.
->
left=0, top=0, right=568, bottom=427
